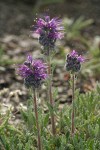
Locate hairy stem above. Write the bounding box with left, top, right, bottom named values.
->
left=71, top=74, right=75, bottom=136
left=48, top=57, right=56, bottom=135
left=33, top=90, right=42, bottom=150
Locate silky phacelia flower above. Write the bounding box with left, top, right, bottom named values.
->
left=17, top=55, right=47, bottom=89
left=66, top=50, right=85, bottom=73
left=32, top=15, right=64, bottom=55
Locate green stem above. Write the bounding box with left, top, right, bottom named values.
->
left=33, top=89, right=42, bottom=150
left=71, top=74, right=75, bottom=136
left=48, top=56, right=56, bottom=135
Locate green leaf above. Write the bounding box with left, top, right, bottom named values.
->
left=20, top=109, right=28, bottom=123
left=66, top=130, right=70, bottom=140
left=94, top=124, right=99, bottom=137
left=43, top=114, right=49, bottom=127
left=46, top=102, right=54, bottom=115
left=0, top=110, right=10, bottom=132
left=0, top=135, right=10, bottom=150
left=7, top=125, right=23, bottom=135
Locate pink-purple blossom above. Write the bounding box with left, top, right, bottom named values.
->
left=17, top=55, right=47, bottom=89
left=69, top=50, right=84, bottom=62
left=66, top=50, right=85, bottom=73
left=32, top=15, right=64, bottom=54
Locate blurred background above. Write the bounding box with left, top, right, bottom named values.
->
left=0, top=0, right=100, bottom=122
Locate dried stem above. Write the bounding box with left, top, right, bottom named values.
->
left=48, top=56, right=56, bottom=135
left=33, top=89, right=42, bottom=150
left=71, top=74, right=75, bottom=136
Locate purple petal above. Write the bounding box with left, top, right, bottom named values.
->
left=45, top=16, right=50, bottom=22
left=70, top=50, right=78, bottom=57
left=27, top=55, right=33, bottom=63
left=17, top=65, right=32, bottom=78
left=77, top=55, right=85, bottom=62
left=37, top=18, right=45, bottom=27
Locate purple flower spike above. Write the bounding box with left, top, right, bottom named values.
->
left=32, top=15, right=64, bottom=55
left=66, top=50, right=84, bottom=73
left=17, top=55, right=47, bottom=89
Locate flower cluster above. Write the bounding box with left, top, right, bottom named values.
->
left=17, top=55, right=47, bottom=89
left=66, top=50, right=84, bottom=73
left=32, top=16, right=64, bottom=54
